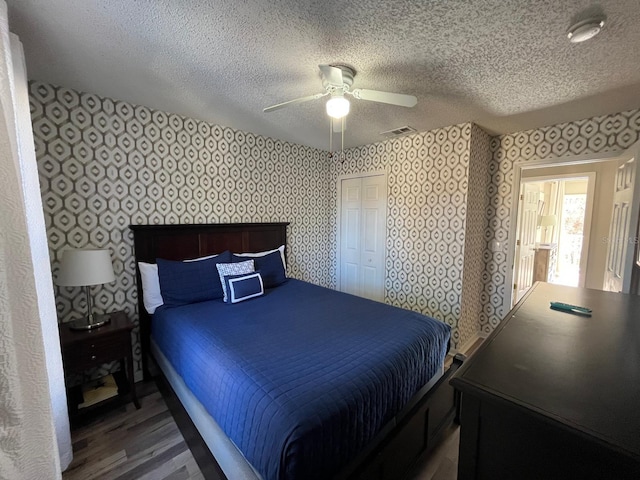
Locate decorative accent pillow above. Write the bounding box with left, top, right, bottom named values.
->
left=157, top=251, right=232, bottom=307
left=224, top=272, right=264, bottom=304
left=138, top=262, right=164, bottom=314
left=232, top=250, right=286, bottom=288
left=216, top=260, right=254, bottom=302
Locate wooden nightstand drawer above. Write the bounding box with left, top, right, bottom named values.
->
left=62, top=332, right=129, bottom=371
left=79, top=336, right=129, bottom=367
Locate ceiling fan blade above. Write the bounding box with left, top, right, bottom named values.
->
left=319, top=64, right=344, bottom=86
left=263, top=92, right=326, bottom=113
left=350, top=88, right=417, bottom=108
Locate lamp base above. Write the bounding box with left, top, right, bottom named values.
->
left=68, top=314, right=111, bottom=331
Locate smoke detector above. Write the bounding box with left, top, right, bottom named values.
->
left=567, top=17, right=605, bottom=43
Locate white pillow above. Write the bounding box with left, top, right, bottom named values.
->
left=234, top=245, right=286, bottom=269
left=184, top=253, right=219, bottom=262
left=216, top=260, right=255, bottom=302
left=138, top=262, right=163, bottom=314
left=138, top=253, right=222, bottom=314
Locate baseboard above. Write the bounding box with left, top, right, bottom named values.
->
left=450, top=331, right=487, bottom=356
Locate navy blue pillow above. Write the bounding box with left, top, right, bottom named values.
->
left=223, top=271, right=264, bottom=304
left=157, top=250, right=231, bottom=307
left=231, top=250, right=286, bottom=288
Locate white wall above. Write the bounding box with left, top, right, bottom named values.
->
left=0, top=3, right=68, bottom=475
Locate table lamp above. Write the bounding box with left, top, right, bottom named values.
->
left=57, top=248, right=116, bottom=330
left=539, top=214, right=557, bottom=243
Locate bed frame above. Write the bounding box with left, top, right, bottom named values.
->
left=130, top=222, right=463, bottom=480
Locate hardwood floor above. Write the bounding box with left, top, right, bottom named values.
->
left=63, top=338, right=483, bottom=480
left=409, top=426, right=460, bottom=480
left=62, top=381, right=203, bottom=480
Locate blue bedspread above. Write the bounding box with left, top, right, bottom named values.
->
left=152, top=279, right=451, bottom=480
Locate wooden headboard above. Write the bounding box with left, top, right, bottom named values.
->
left=129, top=222, right=289, bottom=378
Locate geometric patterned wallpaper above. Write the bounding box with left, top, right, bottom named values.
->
left=329, top=123, right=489, bottom=349
left=460, top=125, right=491, bottom=347
left=30, top=79, right=640, bottom=373
left=481, top=108, right=640, bottom=333
left=31, top=79, right=497, bottom=359
left=29, top=81, right=331, bottom=380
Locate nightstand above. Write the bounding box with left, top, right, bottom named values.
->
left=533, top=243, right=558, bottom=282
left=59, top=311, right=140, bottom=417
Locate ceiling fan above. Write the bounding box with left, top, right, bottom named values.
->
left=263, top=64, right=418, bottom=133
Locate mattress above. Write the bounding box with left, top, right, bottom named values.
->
left=152, top=279, right=451, bottom=480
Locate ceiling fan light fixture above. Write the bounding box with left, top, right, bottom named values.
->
left=326, top=96, right=350, bottom=119
left=567, top=17, right=605, bottom=43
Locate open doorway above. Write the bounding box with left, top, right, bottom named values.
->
left=513, top=172, right=595, bottom=304
left=539, top=176, right=593, bottom=287
left=506, top=141, right=640, bottom=311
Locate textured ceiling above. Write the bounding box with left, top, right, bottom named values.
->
left=7, top=0, right=640, bottom=150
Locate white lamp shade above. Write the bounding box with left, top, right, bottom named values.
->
left=326, top=96, right=350, bottom=119
left=57, top=248, right=116, bottom=287
left=540, top=214, right=557, bottom=228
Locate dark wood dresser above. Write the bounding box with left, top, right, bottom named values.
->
left=451, top=282, right=640, bottom=479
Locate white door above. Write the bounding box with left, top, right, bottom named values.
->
left=513, top=182, right=539, bottom=303
left=604, top=142, right=640, bottom=293
left=339, top=174, right=387, bottom=301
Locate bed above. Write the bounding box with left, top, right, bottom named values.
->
left=131, top=223, right=462, bottom=480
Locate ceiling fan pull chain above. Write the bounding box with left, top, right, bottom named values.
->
left=329, top=118, right=333, bottom=155
left=341, top=117, right=345, bottom=162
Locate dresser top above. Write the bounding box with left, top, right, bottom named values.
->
left=451, top=282, right=640, bottom=458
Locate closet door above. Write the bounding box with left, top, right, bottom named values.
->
left=339, top=174, right=387, bottom=301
